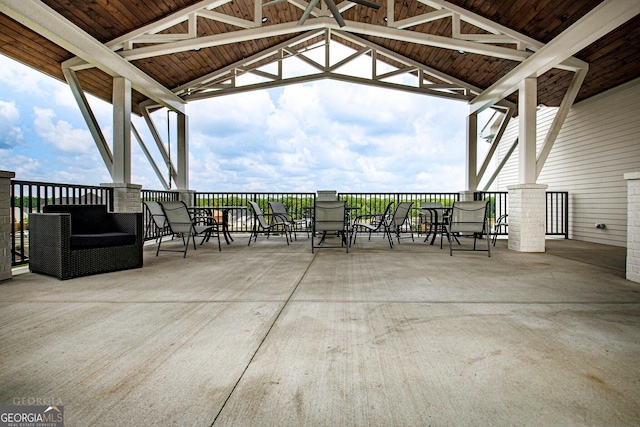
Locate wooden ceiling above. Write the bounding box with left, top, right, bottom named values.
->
left=0, top=0, right=638, bottom=115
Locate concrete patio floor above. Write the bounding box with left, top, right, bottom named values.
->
left=1, top=234, right=639, bottom=426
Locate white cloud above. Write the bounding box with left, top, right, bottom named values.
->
left=0, top=50, right=483, bottom=192
left=0, top=100, right=24, bottom=148
left=33, top=107, right=94, bottom=154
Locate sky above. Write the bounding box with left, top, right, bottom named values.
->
left=0, top=43, right=492, bottom=193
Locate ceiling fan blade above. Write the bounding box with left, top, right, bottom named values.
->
left=324, top=0, right=346, bottom=27
left=298, top=0, right=320, bottom=25
left=349, top=0, right=381, bottom=10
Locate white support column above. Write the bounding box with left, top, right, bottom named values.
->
left=465, top=112, right=478, bottom=191
left=624, top=172, right=640, bottom=283
left=0, top=170, right=16, bottom=281
left=113, top=77, right=132, bottom=183
left=508, top=77, right=547, bottom=252
left=176, top=112, right=189, bottom=190
left=519, top=77, right=537, bottom=184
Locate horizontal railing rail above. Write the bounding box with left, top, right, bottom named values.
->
left=10, top=180, right=114, bottom=266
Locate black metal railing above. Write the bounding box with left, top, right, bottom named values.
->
left=338, top=192, right=460, bottom=233
left=474, top=190, right=569, bottom=239
left=193, top=192, right=316, bottom=233
left=9, top=181, right=570, bottom=267
left=10, top=180, right=114, bottom=266
left=546, top=191, right=569, bottom=238
left=474, top=191, right=509, bottom=236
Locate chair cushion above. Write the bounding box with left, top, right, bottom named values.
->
left=70, top=232, right=136, bottom=250
left=44, top=205, right=116, bottom=234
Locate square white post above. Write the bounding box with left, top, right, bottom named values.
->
left=112, top=77, right=132, bottom=184
left=624, top=172, right=640, bottom=282
left=466, top=113, right=478, bottom=191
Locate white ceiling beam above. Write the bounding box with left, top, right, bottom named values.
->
left=119, top=17, right=533, bottom=62
left=173, top=30, right=325, bottom=94
left=536, top=68, right=588, bottom=177
left=470, top=0, right=640, bottom=114
left=420, top=0, right=544, bottom=51
left=107, top=0, right=232, bottom=51
left=62, top=67, right=114, bottom=175
left=334, top=30, right=490, bottom=98
left=391, top=9, right=451, bottom=29
left=197, top=10, right=260, bottom=29
left=0, top=0, right=186, bottom=113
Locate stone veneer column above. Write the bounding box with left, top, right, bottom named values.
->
left=457, top=191, right=475, bottom=201
left=101, top=183, right=142, bottom=213
left=174, top=190, right=196, bottom=206
left=624, top=172, right=640, bottom=283
left=1, top=170, right=16, bottom=281
left=507, top=184, right=548, bottom=252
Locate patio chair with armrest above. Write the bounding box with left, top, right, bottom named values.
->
left=312, top=200, right=350, bottom=253
left=248, top=201, right=290, bottom=246
left=157, top=201, right=221, bottom=257
left=350, top=201, right=395, bottom=248
left=389, top=201, right=414, bottom=244
left=268, top=201, right=308, bottom=240
left=445, top=200, right=491, bottom=257
left=143, top=201, right=170, bottom=242
left=492, top=214, right=508, bottom=246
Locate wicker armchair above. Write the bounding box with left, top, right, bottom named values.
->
left=29, top=205, right=143, bottom=280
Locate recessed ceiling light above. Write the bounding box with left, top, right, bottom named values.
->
left=458, top=50, right=465, bottom=54
left=261, top=17, right=269, bottom=23
left=383, top=16, right=388, bottom=22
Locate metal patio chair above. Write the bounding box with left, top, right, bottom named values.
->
left=268, top=200, right=308, bottom=240
left=445, top=200, right=491, bottom=257
left=143, top=201, right=170, bottom=242
left=492, top=214, right=508, bottom=246
left=389, top=201, right=414, bottom=244
left=248, top=201, right=290, bottom=246
left=312, top=200, right=349, bottom=253
left=157, top=201, right=221, bottom=257
left=351, top=201, right=395, bottom=249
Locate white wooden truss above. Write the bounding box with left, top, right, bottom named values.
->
left=4, top=0, right=636, bottom=190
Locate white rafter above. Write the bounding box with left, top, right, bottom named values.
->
left=52, top=0, right=593, bottom=105
left=0, top=0, right=186, bottom=113
left=470, top=0, right=639, bottom=114
left=175, top=29, right=510, bottom=105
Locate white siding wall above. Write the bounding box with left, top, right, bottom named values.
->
left=496, top=78, right=640, bottom=247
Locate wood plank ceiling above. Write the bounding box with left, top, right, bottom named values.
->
left=0, top=0, right=638, bottom=115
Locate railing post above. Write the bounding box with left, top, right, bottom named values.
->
left=1, top=170, right=16, bottom=281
